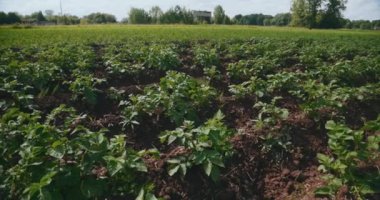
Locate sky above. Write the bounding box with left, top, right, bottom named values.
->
left=0, top=0, right=379, bottom=21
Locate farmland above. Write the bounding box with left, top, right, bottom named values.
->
left=0, top=25, right=380, bottom=200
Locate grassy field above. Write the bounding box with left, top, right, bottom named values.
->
left=1, top=24, right=379, bottom=47
left=1, top=25, right=380, bottom=199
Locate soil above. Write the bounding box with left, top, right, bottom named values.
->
left=27, top=43, right=379, bottom=200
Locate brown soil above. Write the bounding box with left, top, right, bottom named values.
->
left=25, top=42, right=379, bottom=200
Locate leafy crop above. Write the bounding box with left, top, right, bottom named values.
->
left=160, top=111, right=234, bottom=181
left=253, top=97, right=289, bottom=129
left=104, top=43, right=180, bottom=76
left=229, top=76, right=267, bottom=98
left=122, top=71, right=217, bottom=128
left=316, top=119, right=380, bottom=199
left=0, top=106, right=154, bottom=199
left=1, top=29, right=379, bottom=199
left=67, top=74, right=105, bottom=106
left=227, top=57, right=278, bottom=82
left=194, top=45, right=220, bottom=68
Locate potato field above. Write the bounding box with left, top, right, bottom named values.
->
left=0, top=25, right=379, bottom=200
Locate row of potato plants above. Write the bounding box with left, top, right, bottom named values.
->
left=0, top=37, right=379, bottom=199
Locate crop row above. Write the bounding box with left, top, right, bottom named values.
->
left=0, top=38, right=379, bottom=199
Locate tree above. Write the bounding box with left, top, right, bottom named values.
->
left=224, top=15, right=232, bottom=24
left=60, top=15, right=80, bottom=25
left=291, top=0, right=307, bottom=26
left=35, top=11, right=46, bottom=22
left=0, top=12, right=7, bottom=24
left=291, top=0, right=321, bottom=28
left=213, top=5, right=226, bottom=24
left=232, top=13, right=273, bottom=25
left=306, top=0, right=322, bottom=28
left=263, top=18, right=272, bottom=26
left=160, top=6, right=193, bottom=24
left=373, top=20, right=380, bottom=30
left=6, top=12, right=21, bottom=24
left=149, top=6, right=163, bottom=24
left=84, top=13, right=117, bottom=24
left=233, top=14, right=243, bottom=24
left=128, top=8, right=150, bottom=24
left=319, top=0, right=347, bottom=28
left=272, top=13, right=292, bottom=26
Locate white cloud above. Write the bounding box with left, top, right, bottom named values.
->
left=0, top=0, right=378, bottom=20
left=344, top=0, right=380, bottom=20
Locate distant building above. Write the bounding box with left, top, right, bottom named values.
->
left=192, top=11, right=212, bottom=24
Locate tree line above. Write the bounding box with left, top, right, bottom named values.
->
left=0, top=2, right=379, bottom=30
left=0, top=11, right=116, bottom=25
left=125, top=5, right=292, bottom=26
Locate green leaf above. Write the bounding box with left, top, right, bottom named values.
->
left=325, top=120, right=336, bottom=130
left=145, top=193, right=158, bottom=200
left=134, top=162, right=148, bottom=172
left=168, top=135, right=177, bottom=145
left=136, top=188, right=145, bottom=200
left=180, top=163, right=187, bottom=176
left=210, top=157, right=225, bottom=168
left=168, top=165, right=180, bottom=176
left=48, top=141, right=65, bottom=159
left=24, top=183, right=41, bottom=199
left=210, top=166, right=221, bottom=182
left=315, top=186, right=333, bottom=196
left=40, top=171, right=57, bottom=186
left=193, top=153, right=206, bottom=164
left=203, top=160, right=213, bottom=176
left=104, top=156, right=124, bottom=176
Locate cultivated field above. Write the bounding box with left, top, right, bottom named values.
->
left=0, top=25, right=379, bottom=199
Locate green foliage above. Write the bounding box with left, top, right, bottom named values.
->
left=213, top=5, right=227, bottom=24
left=295, top=80, right=345, bottom=116
left=104, top=44, right=179, bottom=76
left=122, top=71, right=217, bottom=128
left=0, top=45, right=96, bottom=110
left=1, top=31, right=380, bottom=200
left=160, top=5, right=194, bottom=24
left=294, top=80, right=380, bottom=120
left=67, top=74, right=105, bottom=106
left=194, top=45, right=220, bottom=68
left=83, top=12, right=117, bottom=24
left=141, top=45, right=180, bottom=71
left=229, top=76, right=267, bottom=98
left=253, top=97, right=289, bottom=129
left=160, top=111, right=234, bottom=181
left=316, top=119, right=380, bottom=199
left=128, top=8, right=151, bottom=24
left=37, top=44, right=95, bottom=72
left=291, top=0, right=347, bottom=28
left=319, top=56, right=380, bottom=87
left=0, top=106, right=153, bottom=199
left=319, top=0, right=347, bottom=29
left=229, top=71, right=300, bottom=99
left=227, top=57, right=278, bottom=81
left=193, top=45, right=222, bottom=80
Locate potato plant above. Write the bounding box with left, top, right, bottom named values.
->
left=122, top=71, right=217, bottom=128
left=316, top=118, right=380, bottom=199
left=160, top=111, right=234, bottom=181
left=0, top=106, right=154, bottom=200
left=0, top=31, right=379, bottom=200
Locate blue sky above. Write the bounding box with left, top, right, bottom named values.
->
left=0, top=0, right=379, bottom=20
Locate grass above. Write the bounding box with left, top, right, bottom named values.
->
left=1, top=24, right=379, bottom=47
